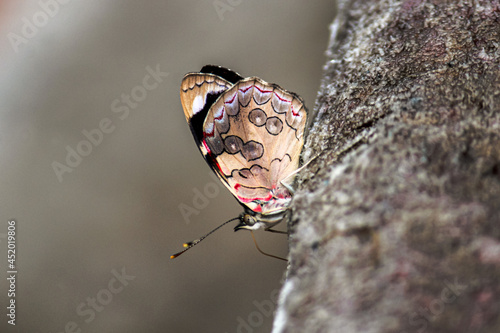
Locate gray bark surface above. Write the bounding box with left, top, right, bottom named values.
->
left=273, top=1, right=500, bottom=332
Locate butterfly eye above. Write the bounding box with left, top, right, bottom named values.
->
left=243, top=214, right=257, bottom=226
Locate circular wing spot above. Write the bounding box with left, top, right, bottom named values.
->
left=248, top=108, right=267, bottom=127
left=265, top=117, right=283, bottom=135
left=205, top=136, right=224, bottom=155
left=224, top=135, right=243, bottom=154
left=241, top=141, right=264, bottom=161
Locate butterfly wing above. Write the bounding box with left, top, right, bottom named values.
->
left=180, top=73, right=234, bottom=148
left=180, top=67, right=246, bottom=194
left=180, top=65, right=244, bottom=148
left=202, top=77, right=307, bottom=214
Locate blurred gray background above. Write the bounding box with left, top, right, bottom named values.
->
left=0, top=1, right=335, bottom=332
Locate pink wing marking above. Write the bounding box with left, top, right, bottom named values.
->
left=239, top=86, right=253, bottom=93
left=204, top=125, right=214, bottom=137
left=253, top=205, right=262, bottom=213
left=276, top=192, right=289, bottom=199
left=233, top=181, right=274, bottom=203
left=202, top=139, right=224, bottom=175
left=253, top=85, right=273, bottom=94
left=273, top=92, right=290, bottom=102
left=202, top=139, right=211, bottom=153
left=223, top=84, right=301, bottom=117
left=225, top=92, right=237, bottom=104
left=214, top=106, right=224, bottom=121
left=254, top=84, right=301, bottom=117
left=236, top=193, right=273, bottom=203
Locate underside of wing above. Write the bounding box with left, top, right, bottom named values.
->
left=180, top=67, right=245, bottom=195
left=202, top=77, right=308, bottom=214
left=180, top=73, right=234, bottom=147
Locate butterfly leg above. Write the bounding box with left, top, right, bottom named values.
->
left=250, top=231, right=287, bottom=261
left=264, top=227, right=288, bottom=234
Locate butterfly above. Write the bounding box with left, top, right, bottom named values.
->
left=172, top=65, right=307, bottom=258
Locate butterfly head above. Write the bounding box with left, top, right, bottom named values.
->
left=234, top=207, right=287, bottom=231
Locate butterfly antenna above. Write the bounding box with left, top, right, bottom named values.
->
left=250, top=231, right=287, bottom=261
left=170, top=217, right=240, bottom=259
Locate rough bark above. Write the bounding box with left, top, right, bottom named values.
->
left=273, top=1, right=500, bottom=332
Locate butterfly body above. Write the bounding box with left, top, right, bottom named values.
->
left=180, top=65, right=307, bottom=231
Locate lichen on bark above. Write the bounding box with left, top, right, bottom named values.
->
left=273, top=1, right=500, bottom=332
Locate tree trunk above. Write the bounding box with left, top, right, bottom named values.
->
left=273, top=1, right=500, bottom=332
